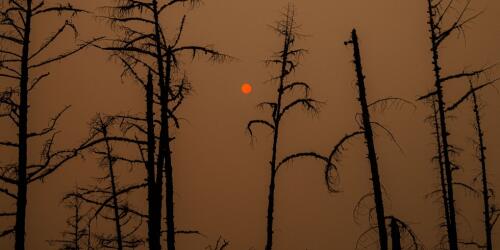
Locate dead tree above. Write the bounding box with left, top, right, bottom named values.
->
left=443, top=79, right=499, bottom=249
left=89, top=115, right=145, bottom=249
left=65, top=114, right=147, bottom=249
left=247, top=5, right=335, bottom=250
left=0, top=1, right=101, bottom=249
left=468, top=80, right=495, bottom=250
left=390, top=218, right=401, bottom=250
left=426, top=98, right=452, bottom=236
left=345, top=29, right=420, bottom=250
left=48, top=194, right=89, bottom=250
left=345, top=28, right=388, bottom=250
left=419, top=1, right=496, bottom=248
left=97, top=1, right=229, bottom=249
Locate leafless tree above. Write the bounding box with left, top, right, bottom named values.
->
left=418, top=1, right=497, bottom=249
left=0, top=1, right=101, bottom=249
left=345, top=28, right=388, bottom=250
left=422, top=97, right=453, bottom=248
left=345, top=29, right=420, bottom=250
left=441, top=79, right=499, bottom=250
left=96, top=1, right=229, bottom=249
left=48, top=193, right=89, bottom=250
left=65, top=114, right=146, bottom=250
left=247, top=5, right=336, bottom=250
left=468, top=79, right=497, bottom=250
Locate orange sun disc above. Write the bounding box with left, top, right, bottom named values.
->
left=241, top=83, right=252, bottom=94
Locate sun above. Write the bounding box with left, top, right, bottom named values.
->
left=241, top=83, right=252, bottom=94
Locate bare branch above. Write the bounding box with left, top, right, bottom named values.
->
left=29, top=37, right=104, bottom=68
left=246, top=119, right=274, bottom=137
left=279, top=98, right=320, bottom=118
left=276, top=152, right=330, bottom=172
left=446, top=78, right=498, bottom=111
left=0, top=187, right=17, bottom=199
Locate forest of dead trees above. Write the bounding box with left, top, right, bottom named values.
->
left=0, top=0, right=499, bottom=250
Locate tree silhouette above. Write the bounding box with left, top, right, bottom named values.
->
left=97, top=1, right=229, bottom=249
left=345, top=29, right=419, bottom=250
left=424, top=97, right=451, bottom=239
left=419, top=1, right=496, bottom=249
left=0, top=1, right=101, bottom=249
left=441, top=79, right=499, bottom=250
left=468, top=79, right=496, bottom=250
left=48, top=193, right=89, bottom=250
left=390, top=218, right=401, bottom=250
left=345, top=28, right=388, bottom=250
left=247, top=5, right=335, bottom=250
left=65, top=114, right=146, bottom=250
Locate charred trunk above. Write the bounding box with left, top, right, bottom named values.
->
left=390, top=218, right=401, bottom=250
left=470, top=82, right=492, bottom=250
left=165, top=51, right=176, bottom=250
left=426, top=1, right=459, bottom=248
left=15, top=1, right=32, bottom=250
left=103, top=129, right=123, bottom=250
left=349, top=29, right=388, bottom=250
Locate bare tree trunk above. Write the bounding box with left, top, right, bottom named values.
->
left=265, top=164, right=277, bottom=250
left=348, top=28, right=388, bottom=250
left=425, top=1, right=459, bottom=248
left=432, top=99, right=451, bottom=232
left=15, top=1, right=32, bottom=249
left=390, top=218, right=401, bottom=250
left=145, top=68, right=160, bottom=250
left=470, top=82, right=493, bottom=250
left=164, top=51, right=176, bottom=250
left=151, top=1, right=166, bottom=249
left=264, top=18, right=290, bottom=250
left=103, top=130, right=123, bottom=250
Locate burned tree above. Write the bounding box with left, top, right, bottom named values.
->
left=97, top=1, right=229, bottom=249
left=247, top=5, right=334, bottom=250
left=0, top=1, right=101, bottom=249
left=345, top=29, right=420, bottom=250
left=49, top=194, right=89, bottom=250
left=441, top=79, right=499, bottom=249
left=345, top=28, right=388, bottom=250
left=65, top=114, right=146, bottom=250
left=419, top=1, right=496, bottom=249
left=468, top=80, right=495, bottom=250
left=424, top=97, right=451, bottom=240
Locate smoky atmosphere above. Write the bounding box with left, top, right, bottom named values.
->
left=1, top=0, right=500, bottom=250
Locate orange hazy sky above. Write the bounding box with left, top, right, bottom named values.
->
left=1, top=0, right=500, bottom=249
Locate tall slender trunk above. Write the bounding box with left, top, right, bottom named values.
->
left=103, top=130, right=123, bottom=250
left=265, top=160, right=277, bottom=250
left=390, top=218, right=401, bottom=250
left=150, top=1, right=166, bottom=249
left=426, top=1, right=459, bottom=249
left=432, top=99, right=451, bottom=231
left=264, top=26, right=290, bottom=250
left=145, top=69, right=160, bottom=250
left=164, top=51, right=176, bottom=250
left=15, top=1, right=32, bottom=250
left=470, top=82, right=492, bottom=250
left=349, top=29, right=388, bottom=250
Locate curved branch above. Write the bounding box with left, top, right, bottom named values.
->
left=247, top=119, right=274, bottom=137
